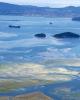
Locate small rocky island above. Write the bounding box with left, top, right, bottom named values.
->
left=49, top=22, right=53, bottom=25
left=35, top=33, right=46, bottom=38
left=72, top=17, right=80, bottom=21
left=9, top=25, right=21, bottom=28
left=53, top=32, right=80, bottom=38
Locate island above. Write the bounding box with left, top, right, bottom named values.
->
left=53, top=32, right=80, bottom=38
left=9, top=25, right=21, bottom=28
left=34, top=33, right=46, bottom=38
left=72, top=17, right=80, bottom=21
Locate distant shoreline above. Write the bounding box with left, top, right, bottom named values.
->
left=0, top=2, right=79, bottom=18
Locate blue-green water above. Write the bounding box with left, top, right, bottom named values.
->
left=0, top=15, right=80, bottom=100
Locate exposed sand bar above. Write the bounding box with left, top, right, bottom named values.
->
left=0, top=92, right=52, bottom=100
left=14, top=92, right=52, bottom=100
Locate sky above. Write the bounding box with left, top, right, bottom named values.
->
left=0, top=0, right=80, bottom=7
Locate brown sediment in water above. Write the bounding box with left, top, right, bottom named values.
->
left=14, top=92, right=52, bottom=100
left=0, top=92, right=52, bottom=100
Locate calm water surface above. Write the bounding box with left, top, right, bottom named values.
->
left=0, top=15, right=80, bottom=100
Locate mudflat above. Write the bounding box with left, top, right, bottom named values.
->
left=14, top=92, right=52, bottom=100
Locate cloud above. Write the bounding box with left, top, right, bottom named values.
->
left=0, top=32, right=17, bottom=38
left=0, top=37, right=65, bottom=49
left=44, top=59, right=80, bottom=67
left=38, top=47, right=79, bottom=60
left=0, top=63, right=79, bottom=82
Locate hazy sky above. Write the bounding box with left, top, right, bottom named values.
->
left=0, top=0, right=80, bottom=7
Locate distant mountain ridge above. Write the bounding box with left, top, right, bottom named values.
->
left=0, top=2, right=80, bottom=17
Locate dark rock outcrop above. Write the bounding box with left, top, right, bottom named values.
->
left=72, top=17, right=80, bottom=21
left=35, top=33, right=46, bottom=38
left=49, top=22, right=53, bottom=25
left=53, top=32, right=80, bottom=38
left=9, top=25, right=21, bottom=28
